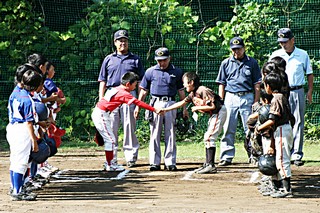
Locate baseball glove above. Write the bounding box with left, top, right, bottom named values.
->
left=94, top=129, right=104, bottom=146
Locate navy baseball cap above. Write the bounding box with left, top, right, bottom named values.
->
left=114, top=30, right=129, bottom=40
left=277, top=28, right=294, bottom=42
left=155, top=47, right=170, bottom=60
left=230, top=37, right=245, bottom=49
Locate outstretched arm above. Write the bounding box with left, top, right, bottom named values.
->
left=163, top=100, right=187, bottom=112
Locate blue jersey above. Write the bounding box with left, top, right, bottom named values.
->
left=8, top=86, right=35, bottom=124
left=140, top=63, right=184, bottom=97
left=216, top=55, right=261, bottom=93
left=98, top=51, right=145, bottom=87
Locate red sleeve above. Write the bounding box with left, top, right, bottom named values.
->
left=132, top=99, right=155, bottom=112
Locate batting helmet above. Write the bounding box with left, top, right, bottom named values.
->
left=34, top=102, right=49, bottom=121
left=258, top=104, right=270, bottom=124
left=45, top=137, right=58, bottom=157
left=30, top=140, right=50, bottom=164
left=258, top=154, right=278, bottom=176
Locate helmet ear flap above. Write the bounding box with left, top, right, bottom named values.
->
left=258, top=154, right=278, bottom=176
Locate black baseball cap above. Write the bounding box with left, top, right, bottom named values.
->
left=114, top=30, right=129, bottom=40
left=155, top=47, right=170, bottom=60
left=230, top=37, right=245, bottom=49
left=277, top=28, right=294, bottom=42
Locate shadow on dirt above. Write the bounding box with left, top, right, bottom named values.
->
left=292, top=173, right=320, bottom=198
left=37, top=169, right=159, bottom=201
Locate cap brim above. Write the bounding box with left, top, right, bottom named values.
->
left=155, top=56, right=169, bottom=60
left=277, top=37, right=289, bottom=42
left=114, top=36, right=128, bottom=40
left=230, top=45, right=244, bottom=49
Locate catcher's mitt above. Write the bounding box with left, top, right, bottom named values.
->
left=258, top=104, right=270, bottom=124
left=94, top=129, right=104, bottom=146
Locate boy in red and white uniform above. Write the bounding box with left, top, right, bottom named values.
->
left=92, top=72, right=162, bottom=171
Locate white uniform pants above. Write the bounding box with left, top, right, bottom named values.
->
left=6, top=123, right=31, bottom=174
left=91, top=107, right=115, bottom=151
left=204, top=106, right=227, bottom=148
left=273, top=123, right=293, bottom=180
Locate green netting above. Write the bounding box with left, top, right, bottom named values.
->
left=1, top=0, right=320, bottom=138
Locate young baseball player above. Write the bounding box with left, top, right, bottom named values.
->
left=92, top=72, right=163, bottom=171
left=255, top=72, right=294, bottom=198
left=163, top=72, right=227, bottom=174
left=7, top=70, right=43, bottom=201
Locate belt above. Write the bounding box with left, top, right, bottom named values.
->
left=289, top=85, right=303, bottom=91
left=230, top=91, right=251, bottom=96
left=152, top=96, right=175, bottom=102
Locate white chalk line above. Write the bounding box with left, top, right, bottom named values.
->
left=50, top=169, right=130, bottom=183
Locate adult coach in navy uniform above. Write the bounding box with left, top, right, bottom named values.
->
left=134, top=47, right=188, bottom=171
left=98, top=30, right=145, bottom=168
left=216, top=37, right=262, bottom=166
left=270, top=28, right=313, bottom=166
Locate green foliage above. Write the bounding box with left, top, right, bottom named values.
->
left=60, top=0, right=198, bottom=73
left=0, top=0, right=62, bottom=77
left=0, top=100, right=9, bottom=131
left=201, top=1, right=279, bottom=65
left=304, top=113, right=320, bottom=142
left=135, top=119, right=151, bottom=147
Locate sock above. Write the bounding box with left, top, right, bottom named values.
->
left=10, top=170, right=14, bottom=189
left=30, top=162, right=38, bottom=179
left=272, top=180, right=282, bottom=190
left=23, top=167, right=30, bottom=184
left=13, top=172, right=24, bottom=194
left=205, top=148, right=209, bottom=164
left=105, top=150, right=114, bottom=165
left=282, top=177, right=291, bottom=192
left=206, top=147, right=216, bottom=165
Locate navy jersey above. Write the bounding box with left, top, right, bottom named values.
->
left=98, top=51, right=145, bottom=87
left=8, top=86, right=35, bottom=124
left=44, top=78, right=58, bottom=97
left=216, top=55, right=261, bottom=93
left=140, top=63, right=184, bottom=97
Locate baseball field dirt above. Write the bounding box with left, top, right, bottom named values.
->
left=1, top=148, right=319, bottom=213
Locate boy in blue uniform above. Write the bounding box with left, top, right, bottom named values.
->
left=7, top=70, right=43, bottom=201
left=163, top=72, right=227, bottom=173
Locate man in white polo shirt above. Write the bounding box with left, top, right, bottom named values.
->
left=270, top=28, right=314, bottom=166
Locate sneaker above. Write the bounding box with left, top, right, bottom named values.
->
left=293, top=160, right=304, bottom=166
left=43, top=163, right=59, bottom=172
left=194, top=163, right=206, bottom=173
left=11, top=192, right=37, bottom=201
left=103, top=162, right=125, bottom=172
left=149, top=165, right=161, bottom=171
left=218, top=160, right=232, bottom=166
left=197, top=164, right=217, bottom=174
left=126, top=161, right=136, bottom=168
left=37, top=168, right=51, bottom=179
left=271, top=188, right=293, bottom=198
left=23, top=181, right=43, bottom=192
left=8, top=187, right=13, bottom=195
left=165, top=165, right=177, bottom=171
